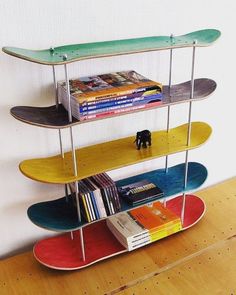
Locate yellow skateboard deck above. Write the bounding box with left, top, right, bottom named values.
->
left=19, top=122, right=211, bottom=184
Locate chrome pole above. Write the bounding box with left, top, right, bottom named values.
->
left=165, top=34, right=174, bottom=175
left=52, top=64, right=64, bottom=158
left=65, top=183, right=69, bottom=202
left=80, top=228, right=86, bottom=261
left=52, top=58, right=74, bottom=238
left=63, top=55, right=85, bottom=260
left=181, top=40, right=197, bottom=225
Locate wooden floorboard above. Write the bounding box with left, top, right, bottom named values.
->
left=0, top=177, right=236, bottom=295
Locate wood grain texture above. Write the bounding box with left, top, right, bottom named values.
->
left=19, top=122, right=212, bottom=184
left=1, top=177, right=235, bottom=295
left=33, top=194, right=205, bottom=270
left=2, top=29, right=221, bottom=65
left=27, top=162, right=207, bottom=232
left=10, top=78, right=217, bottom=129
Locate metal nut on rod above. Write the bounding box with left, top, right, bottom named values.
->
left=50, top=47, right=55, bottom=55
left=63, top=54, right=68, bottom=61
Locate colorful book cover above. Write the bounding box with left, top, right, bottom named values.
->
left=79, top=100, right=162, bottom=121
left=129, top=202, right=182, bottom=232
left=79, top=93, right=162, bottom=115
left=81, top=85, right=161, bottom=106
left=118, top=179, right=164, bottom=205
left=58, top=70, right=162, bottom=104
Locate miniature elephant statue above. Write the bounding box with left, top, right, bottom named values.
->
left=134, top=130, right=151, bottom=150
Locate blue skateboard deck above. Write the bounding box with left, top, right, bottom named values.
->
left=27, top=162, right=207, bottom=232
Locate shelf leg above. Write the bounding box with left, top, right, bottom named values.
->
left=181, top=41, right=197, bottom=224
left=65, top=183, right=69, bottom=202
left=52, top=65, right=64, bottom=158
left=80, top=228, right=86, bottom=261
left=63, top=59, right=85, bottom=260
left=165, top=34, right=174, bottom=175
left=70, top=231, right=74, bottom=240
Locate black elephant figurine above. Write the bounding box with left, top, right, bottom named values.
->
left=134, top=130, right=151, bottom=150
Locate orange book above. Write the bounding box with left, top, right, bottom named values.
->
left=129, top=201, right=181, bottom=233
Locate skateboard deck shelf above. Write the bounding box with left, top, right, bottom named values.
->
left=33, top=194, right=205, bottom=270
left=3, top=29, right=220, bottom=65
left=3, top=27, right=220, bottom=271
left=10, top=78, right=216, bottom=129
left=19, top=122, right=211, bottom=184
left=27, top=162, right=207, bottom=231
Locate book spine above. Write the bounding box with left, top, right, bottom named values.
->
left=80, top=90, right=162, bottom=108
left=81, top=194, right=91, bottom=223
left=80, top=93, right=162, bottom=115
left=99, top=173, right=118, bottom=214
left=80, top=100, right=162, bottom=121
left=90, top=191, right=100, bottom=219
left=93, top=189, right=107, bottom=218
left=85, top=192, right=96, bottom=221
left=77, top=83, right=162, bottom=103
left=91, top=175, right=111, bottom=216
left=149, top=222, right=182, bottom=242
left=102, top=173, right=121, bottom=211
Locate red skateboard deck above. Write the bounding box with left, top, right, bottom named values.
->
left=33, top=194, right=205, bottom=270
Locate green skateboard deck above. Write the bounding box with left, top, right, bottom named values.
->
left=10, top=78, right=216, bottom=129
left=2, top=29, right=220, bottom=65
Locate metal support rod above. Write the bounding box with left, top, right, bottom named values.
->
left=165, top=34, right=174, bottom=174
left=181, top=41, right=197, bottom=225
left=181, top=150, right=189, bottom=223
left=65, top=183, right=69, bottom=202
left=186, top=40, right=197, bottom=147
left=80, top=228, right=86, bottom=261
left=74, top=181, right=81, bottom=222
left=52, top=65, right=64, bottom=158
left=63, top=57, right=84, bottom=260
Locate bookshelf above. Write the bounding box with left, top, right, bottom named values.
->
left=2, top=28, right=220, bottom=270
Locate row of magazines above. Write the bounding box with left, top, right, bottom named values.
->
left=58, top=70, right=163, bottom=121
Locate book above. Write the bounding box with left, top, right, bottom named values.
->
left=129, top=202, right=182, bottom=242
left=57, top=70, right=162, bottom=120
left=106, top=212, right=150, bottom=251
left=117, top=179, right=164, bottom=205
left=80, top=86, right=160, bottom=106
left=78, top=100, right=162, bottom=121
left=79, top=93, right=162, bottom=115
left=106, top=201, right=182, bottom=251
left=58, top=70, right=162, bottom=104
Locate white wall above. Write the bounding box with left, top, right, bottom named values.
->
left=0, top=0, right=235, bottom=258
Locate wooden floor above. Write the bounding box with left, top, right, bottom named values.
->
left=1, top=177, right=236, bottom=295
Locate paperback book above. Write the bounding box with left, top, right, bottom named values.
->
left=106, top=201, right=182, bottom=251
left=117, top=179, right=164, bottom=205
left=57, top=70, right=163, bottom=120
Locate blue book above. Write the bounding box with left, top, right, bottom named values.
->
left=80, top=93, right=162, bottom=115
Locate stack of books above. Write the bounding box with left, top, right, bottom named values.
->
left=70, top=173, right=121, bottom=223
left=106, top=202, right=182, bottom=251
left=57, top=70, right=163, bottom=121
left=117, top=179, right=164, bottom=206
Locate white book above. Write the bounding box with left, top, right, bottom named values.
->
left=85, top=178, right=107, bottom=218
left=106, top=212, right=149, bottom=240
